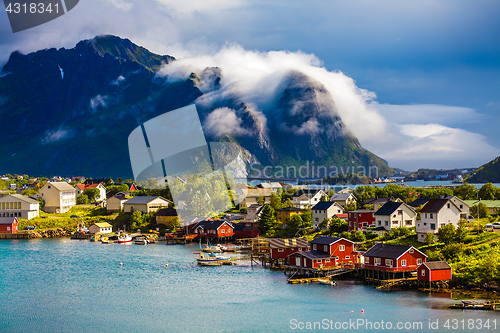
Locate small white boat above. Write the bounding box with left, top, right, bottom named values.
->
left=318, top=278, right=336, bottom=286
left=117, top=233, right=132, bottom=243
left=197, top=252, right=231, bottom=266
left=134, top=237, right=148, bottom=245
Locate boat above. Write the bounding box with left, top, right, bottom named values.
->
left=202, top=244, right=224, bottom=253
left=117, top=233, right=132, bottom=243
left=197, top=252, right=232, bottom=266
left=134, top=237, right=148, bottom=245
left=318, top=278, right=336, bottom=286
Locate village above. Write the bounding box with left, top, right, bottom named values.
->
left=0, top=174, right=500, bottom=306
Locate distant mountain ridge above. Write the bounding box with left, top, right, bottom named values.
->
left=0, top=35, right=393, bottom=179
left=467, top=156, right=500, bottom=183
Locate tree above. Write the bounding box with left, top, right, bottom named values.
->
left=258, top=205, right=280, bottom=237
left=329, top=217, right=348, bottom=234
left=130, top=210, right=144, bottom=230
left=168, top=217, right=180, bottom=232
left=424, top=233, right=435, bottom=245
left=76, top=194, right=89, bottom=204
left=318, top=218, right=330, bottom=230
left=437, top=224, right=456, bottom=245
left=455, top=225, right=468, bottom=243
left=478, top=183, right=499, bottom=200
left=84, top=188, right=100, bottom=203
left=116, top=177, right=123, bottom=183
left=351, top=230, right=366, bottom=242
left=270, top=192, right=282, bottom=211
left=453, top=183, right=477, bottom=200
left=471, top=202, right=490, bottom=219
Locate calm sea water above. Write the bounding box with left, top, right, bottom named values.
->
left=0, top=239, right=498, bottom=333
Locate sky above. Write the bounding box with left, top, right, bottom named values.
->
left=0, top=0, right=499, bottom=171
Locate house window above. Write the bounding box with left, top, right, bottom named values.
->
left=325, top=259, right=330, bottom=263
left=278, top=248, right=284, bottom=252
left=374, top=258, right=381, bottom=265
left=421, top=269, right=425, bottom=276
left=339, top=245, right=345, bottom=251
left=401, top=260, right=407, bottom=267
left=447, top=203, right=450, bottom=209
left=385, top=221, right=388, bottom=226
left=221, top=229, right=225, bottom=234
left=378, top=221, right=381, bottom=226
left=425, top=214, right=427, bottom=219
left=392, top=220, right=398, bottom=224
left=7, top=227, right=10, bottom=231
left=385, top=259, right=393, bottom=266
left=313, top=244, right=317, bottom=251
left=364, top=257, right=369, bottom=264
left=431, top=223, right=436, bottom=230
left=430, top=213, right=434, bottom=219
left=362, top=222, right=368, bottom=227
left=324, top=245, right=328, bottom=252
left=345, top=256, right=350, bottom=260
left=398, top=210, right=402, bottom=215
left=417, top=258, right=422, bottom=265
left=460, top=205, right=463, bottom=209
left=409, top=248, right=414, bottom=253
left=316, top=260, right=321, bottom=264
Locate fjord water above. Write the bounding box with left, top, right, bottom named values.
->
left=0, top=240, right=497, bottom=333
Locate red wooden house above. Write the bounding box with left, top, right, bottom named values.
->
left=288, top=236, right=357, bottom=269
left=0, top=217, right=18, bottom=233
left=193, top=220, right=234, bottom=239
left=359, top=243, right=427, bottom=272
left=234, top=224, right=260, bottom=238
left=417, top=261, right=452, bottom=282
left=347, top=209, right=375, bottom=232
left=269, top=238, right=309, bottom=261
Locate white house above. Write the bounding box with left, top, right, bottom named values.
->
left=311, top=201, right=345, bottom=229
left=374, top=201, right=417, bottom=231
left=38, top=182, right=76, bottom=214
left=89, top=222, right=113, bottom=234
left=123, top=196, right=171, bottom=214
left=445, top=196, right=470, bottom=220
left=292, top=189, right=327, bottom=209
left=0, top=194, right=39, bottom=220
left=75, top=183, right=107, bottom=202
left=330, top=193, right=357, bottom=207
left=416, top=198, right=462, bottom=242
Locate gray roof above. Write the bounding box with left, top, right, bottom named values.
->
left=364, top=243, right=426, bottom=260
left=124, top=196, right=170, bottom=204
left=312, top=201, right=338, bottom=211
left=0, top=217, right=17, bottom=225
left=49, top=182, right=76, bottom=192
left=421, top=261, right=451, bottom=270
left=288, top=250, right=333, bottom=260
left=330, top=193, right=354, bottom=201
left=2, top=194, right=39, bottom=204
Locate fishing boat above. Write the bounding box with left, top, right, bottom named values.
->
left=202, top=244, right=225, bottom=253
left=197, top=252, right=232, bottom=266
left=318, top=278, right=336, bottom=286
left=117, top=233, right=132, bottom=243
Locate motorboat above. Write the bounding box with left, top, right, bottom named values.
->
left=197, top=252, right=231, bottom=266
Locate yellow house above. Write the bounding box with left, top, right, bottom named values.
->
left=37, top=182, right=76, bottom=214
left=276, top=207, right=302, bottom=224
left=156, top=208, right=178, bottom=225
left=123, top=196, right=171, bottom=214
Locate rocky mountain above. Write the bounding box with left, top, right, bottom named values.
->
left=0, top=35, right=393, bottom=179
left=467, top=156, right=500, bottom=183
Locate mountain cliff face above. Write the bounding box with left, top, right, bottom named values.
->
left=0, top=35, right=393, bottom=179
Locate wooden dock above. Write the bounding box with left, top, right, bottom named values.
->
left=0, top=232, right=32, bottom=239
left=449, top=301, right=500, bottom=310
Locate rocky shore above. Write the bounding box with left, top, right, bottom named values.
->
left=28, top=228, right=70, bottom=238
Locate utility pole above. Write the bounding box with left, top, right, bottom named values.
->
left=477, top=190, right=480, bottom=235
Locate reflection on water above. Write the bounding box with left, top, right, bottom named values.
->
left=0, top=239, right=498, bottom=333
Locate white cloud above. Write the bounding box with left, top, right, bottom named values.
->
left=90, top=94, right=109, bottom=110
left=203, top=107, right=251, bottom=137
left=42, top=129, right=72, bottom=144
left=106, top=0, right=133, bottom=11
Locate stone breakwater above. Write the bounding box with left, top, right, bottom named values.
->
left=29, top=228, right=70, bottom=238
